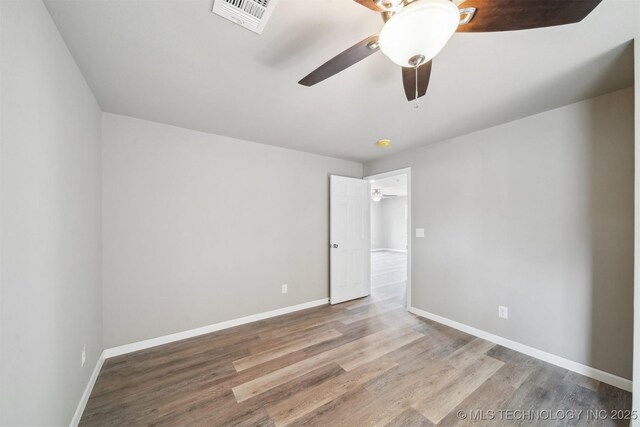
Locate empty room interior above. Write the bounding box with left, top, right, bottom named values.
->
left=1, top=0, right=640, bottom=426
left=369, top=172, right=409, bottom=307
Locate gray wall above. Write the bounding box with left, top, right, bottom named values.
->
left=371, top=197, right=407, bottom=251
left=383, top=197, right=407, bottom=251
left=365, top=87, right=634, bottom=379
left=102, top=113, right=362, bottom=347
left=370, top=200, right=383, bottom=250
left=0, top=1, right=103, bottom=425
left=634, top=36, right=640, bottom=419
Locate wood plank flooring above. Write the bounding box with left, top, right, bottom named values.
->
left=80, top=251, right=631, bottom=426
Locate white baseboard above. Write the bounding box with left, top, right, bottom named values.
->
left=409, top=307, right=632, bottom=392
left=371, top=248, right=407, bottom=253
left=104, top=298, right=329, bottom=358
left=70, top=350, right=106, bottom=427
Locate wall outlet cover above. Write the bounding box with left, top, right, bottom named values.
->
left=281, top=284, right=288, bottom=294
left=498, top=306, right=508, bottom=319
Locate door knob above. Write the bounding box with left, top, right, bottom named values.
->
left=332, top=244, right=339, bottom=248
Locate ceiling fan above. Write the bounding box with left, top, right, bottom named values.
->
left=371, top=189, right=398, bottom=201
left=298, top=0, right=602, bottom=103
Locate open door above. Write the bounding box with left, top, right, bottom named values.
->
left=330, top=175, right=370, bottom=304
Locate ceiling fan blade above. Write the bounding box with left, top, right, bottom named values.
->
left=353, top=0, right=382, bottom=11
left=402, top=60, right=432, bottom=101
left=299, top=35, right=380, bottom=87
left=456, top=0, right=602, bottom=32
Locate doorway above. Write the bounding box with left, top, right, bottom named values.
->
left=365, top=168, right=411, bottom=308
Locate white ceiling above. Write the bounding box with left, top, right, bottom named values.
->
left=44, top=0, right=637, bottom=163
left=370, top=174, right=407, bottom=197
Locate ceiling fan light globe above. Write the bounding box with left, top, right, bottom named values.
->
left=378, top=0, right=459, bottom=67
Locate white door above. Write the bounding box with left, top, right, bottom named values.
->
left=330, top=175, right=370, bottom=304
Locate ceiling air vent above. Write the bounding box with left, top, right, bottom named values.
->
left=212, top=0, right=281, bottom=34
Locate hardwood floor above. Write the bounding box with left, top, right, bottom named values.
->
left=80, top=251, right=631, bottom=426
left=371, top=249, right=407, bottom=293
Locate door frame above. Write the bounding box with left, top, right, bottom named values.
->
left=364, top=167, right=412, bottom=310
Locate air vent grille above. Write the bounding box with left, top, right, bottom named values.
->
left=212, top=0, right=279, bottom=34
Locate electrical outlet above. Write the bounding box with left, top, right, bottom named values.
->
left=281, top=284, right=288, bottom=294
left=498, top=306, right=508, bottom=319
left=81, top=345, right=86, bottom=367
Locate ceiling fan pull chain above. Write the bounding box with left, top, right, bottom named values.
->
left=414, top=65, right=419, bottom=109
